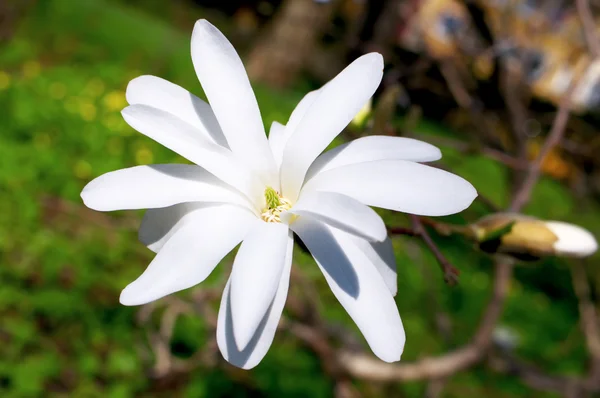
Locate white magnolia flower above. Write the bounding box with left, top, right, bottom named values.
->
left=81, top=20, right=477, bottom=369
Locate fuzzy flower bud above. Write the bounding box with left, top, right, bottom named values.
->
left=471, top=213, right=597, bottom=260
left=544, top=221, right=598, bottom=258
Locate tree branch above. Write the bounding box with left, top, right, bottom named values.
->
left=410, top=215, right=460, bottom=285
left=330, top=262, right=513, bottom=381
left=509, top=78, right=579, bottom=212
left=577, top=0, right=600, bottom=58
left=570, top=262, right=600, bottom=371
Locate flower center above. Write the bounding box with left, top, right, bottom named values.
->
left=261, top=186, right=292, bottom=223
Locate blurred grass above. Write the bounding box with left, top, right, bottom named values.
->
left=1, top=0, right=599, bottom=397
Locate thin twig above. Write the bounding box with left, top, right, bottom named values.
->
left=570, top=262, right=600, bottom=371
left=509, top=78, right=579, bottom=212
left=438, top=59, right=502, bottom=148
left=488, top=348, right=599, bottom=396
left=577, top=0, right=600, bottom=58
left=388, top=226, right=418, bottom=236
left=333, top=262, right=513, bottom=381
left=410, top=215, right=460, bottom=285
left=509, top=0, right=600, bottom=212
left=499, top=60, right=529, bottom=162
left=403, top=132, right=530, bottom=171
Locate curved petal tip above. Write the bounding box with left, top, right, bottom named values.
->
left=119, top=284, right=146, bottom=306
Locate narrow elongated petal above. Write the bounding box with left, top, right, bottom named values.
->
left=352, top=236, right=397, bottom=296
left=291, top=218, right=405, bottom=362
left=120, top=204, right=256, bottom=306
left=284, top=191, right=386, bottom=241
left=122, top=104, right=263, bottom=206
left=191, top=19, right=276, bottom=185
left=306, top=136, right=442, bottom=179
left=139, top=202, right=206, bottom=253
left=274, top=90, right=320, bottom=166
left=81, top=164, right=250, bottom=212
left=125, top=75, right=229, bottom=148
left=265, top=90, right=323, bottom=170
left=302, top=160, right=477, bottom=216
left=280, top=53, right=384, bottom=201
left=217, top=231, right=294, bottom=369
left=268, top=121, right=286, bottom=169
left=285, top=90, right=321, bottom=139
left=230, top=221, right=290, bottom=350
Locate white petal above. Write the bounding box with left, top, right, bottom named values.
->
left=268, top=121, right=286, bottom=169
left=276, top=89, right=321, bottom=165
left=302, top=160, right=477, bottom=216
left=352, top=236, right=397, bottom=296
left=125, top=75, right=228, bottom=148
left=306, top=136, right=442, bottom=179
left=291, top=218, right=405, bottom=362
left=139, top=202, right=205, bottom=253
left=269, top=89, right=322, bottom=169
left=285, top=90, right=321, bottom=139
left=81, top=164, right=250, bottom=212
left=217, top=230, right=293, bottom=369
left=120, top=204, right=256, bottom=306
left=191, top=20, right=276, bottom=185
left=280, top=53, right=384, bottom=201
left=122, top=104, right=263, bottom=206
left=545, top=221, right=598, bottom=257
left=230, top=221, right=289, bottom=350
left=284, top=191, right=386, bottom=241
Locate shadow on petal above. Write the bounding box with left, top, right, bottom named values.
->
left=294, top=221, right=360, bottom=298
left=139, top=202, right=219, bottom=251
left=189, top=92, right=230, bottom=148
left=223, top=283, right=276, bottom=367
left=369, top=238, right=395, bottom=273
left=148, top=164, right=226, bottom=186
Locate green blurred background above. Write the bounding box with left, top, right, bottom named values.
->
left=1, top=0, right=600, bottom=397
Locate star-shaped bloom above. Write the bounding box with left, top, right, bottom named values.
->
left=81, top=20, right=477, bottom=369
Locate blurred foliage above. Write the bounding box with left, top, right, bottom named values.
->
left=1, top=0, right=599, bottom=397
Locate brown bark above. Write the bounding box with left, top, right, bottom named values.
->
left=246, top=0, right=339, bottom=88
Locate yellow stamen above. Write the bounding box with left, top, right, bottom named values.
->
left=261, top=187, right=291, bottom=223
left=264, top=186, right=281, bottom=209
